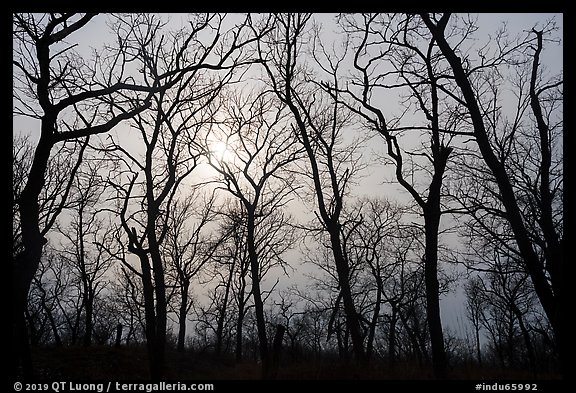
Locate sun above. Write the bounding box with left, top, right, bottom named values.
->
left=211, top=141, right=231, bottom=163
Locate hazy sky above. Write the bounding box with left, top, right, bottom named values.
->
left=13, top=12, right=563, bottom=340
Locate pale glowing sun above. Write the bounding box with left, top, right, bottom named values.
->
left=211, top=141, right=231, bottom=162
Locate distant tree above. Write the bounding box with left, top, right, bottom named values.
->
left=269, top=291, right=308, bottom=363
left=163, top=191, right=220, bottom=352
left=54, top=158, right=114, bottom=347
left=471, top=253, right=539, bottom=372
left=343, top=198, right=400, bottom=361
left=27, top=248, right=68, bottom=347
left=202, top=86, right=300, bottom=378
left=109, top=264, right=147, bottom=346
left=464, top=276, right=484, bottom=366
left=211, top=210, right=243, bottom=358
left=195, top=201, right=252, bottom=361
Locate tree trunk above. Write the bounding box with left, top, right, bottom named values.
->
left=83, top=291, right=93, bottom=347
left=235, top=302, right=245, bottom=362
left=177, top=281, right=189, bottom=352
left=115, top=323, right=123, bottom=348
left=399, top=309, right=424, bottom=366
left=388, top=305, right=398, bottom=368
left=423, top=212, right=447, bottom=379
left=15, top=313, right=33, bottom=379
left=511, top=305, right=536, bottom=374
left=235, top=270, right=248, bottom=363
left=329, top=229, right=365, bottom=363
left=246, top=211, right=270, bottom=379
left=421, top=144, right=451, bottom=379
left=149, top=242, right=167, bottom=379
left=366, top=274, right=383, bottom=361
left=136, top=251, right=160, bottom=379
left=216, top=260, right=235, bottom=355
left=13, top=134, right=53, bottom=378
left=270, top=324, right=286, bottom=380
left=44, top=303, right=63, bottom=347
left=474, top=324, right=482, bottom=367
left=24, top=310, right=40, bottom=347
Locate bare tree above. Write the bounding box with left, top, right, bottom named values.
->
left=54, top=158, right=114, bottom=347
left=12, top=12, right=167, bottom=378
left=255, top=13, right=372, bottom=363
left=94, top=13, right=264, bottom=378
left=13, top=133, right=89, bottom=369
left=324, top=13, right=475, bottom=377
left=421, top=13, right=565, bottom=375
left=202, top=86, right=300, bottom=378
left=343, top=197, right=427, bottom=366
left=110, top=264, right=147, bottom=347
left=163, top=191, right=220, bottom=352
left=27, top=248, right=68, bottom=347
left=13, top=134, right=35, bottom=258
left=469, top=259, right=539, bottom=372
left=209, top=201, right=252, bottom=361
left=464, top=276, right=484, bottom=367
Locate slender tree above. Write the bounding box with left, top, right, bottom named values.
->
left=255, top=13, right=370, bottom=363
left=55, top=158, right=114, bottom=347
left=203, top=86, right=300, bottom=378
left=421, top=13, right=565, bottom=375
left=330, top=13, right=474, bottom=377
left=163, top=191, right=220, bottom=352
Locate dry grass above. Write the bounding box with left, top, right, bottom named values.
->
left=30, top=346, right=562, bottom=381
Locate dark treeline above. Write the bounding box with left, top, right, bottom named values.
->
left=12, top=13, right=563, bottom=380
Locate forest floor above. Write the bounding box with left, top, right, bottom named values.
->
left=29, top=346, right=562, bottom=381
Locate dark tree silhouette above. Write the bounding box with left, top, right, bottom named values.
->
left=12, top=12, right=563, bottom=381
left=328, top=13, right=474, bottom=377
left=55, top=158, right=114, bottom=347
left=343, top=197, right=422, bottom=364
left=110, top=264, right=147, bottom=346
left=12, top=13, right=163, bottom=378
left=421, top=12, right=565, bottom=376
left=464, top=276, right=484, bottom=367
left=203, top=86, right=300, bottom=378
left=93, top=13, right=262, bottom=378
left=202, top=201, right=253, bottom=361
left=163, top=192, right=220, bottom=352
left=256, top=13, right=370, bottom=363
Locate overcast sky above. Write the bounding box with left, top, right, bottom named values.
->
left=13, top=12, right=563, bottom=339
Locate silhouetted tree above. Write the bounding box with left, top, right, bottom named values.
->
left=256, top=13, right=371, bottom=363
left=13, top=134, right=35, bottom=258
left=329, top=13, right=476, bottom=377
left=464, top=276, right=484, bottom=366
left=95, top=13, right=263, bottom=378
left=163, top=191, right=220, bottom=352
left=27, top=248, right=68, bottom=347
left=203, top=86, right=300, bottom=378
left=110, top=264, right=147, bottom=346
left=14, top=136, right=100, bottom=350
left=207, top=201, right=252, bottom=360
left=54, top=158, right=114, bottom=346
left=421, top=13, right=565, bottom=375
left=12, top=13, right=163, bottom=378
